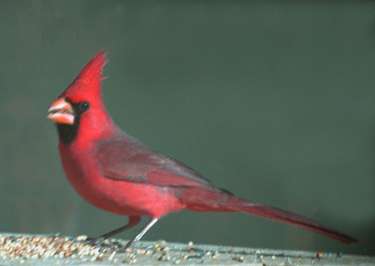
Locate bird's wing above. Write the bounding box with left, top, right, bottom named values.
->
left=96, top=135, right=213, bottom=188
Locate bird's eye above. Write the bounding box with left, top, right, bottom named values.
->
left=77, top=101, right=90, bottom=113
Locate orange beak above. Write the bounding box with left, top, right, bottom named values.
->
left=47, top=98, right=75, bottom=125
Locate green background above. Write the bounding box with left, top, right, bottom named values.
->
left=0, top=0, right=374, bottom=255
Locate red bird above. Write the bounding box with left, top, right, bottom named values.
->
left=47, top=51, right=356, bottom=248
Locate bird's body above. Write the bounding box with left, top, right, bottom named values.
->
left=59, top=131, right=185, bottom=217
left=59, top=126, right=237, bottom=218
left=48, top=51, right=356, bottom=247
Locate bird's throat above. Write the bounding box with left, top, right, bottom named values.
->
left=56, top=118, right=80, bottom=145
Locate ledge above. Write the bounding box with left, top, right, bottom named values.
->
left=0, top=233, right=373, bottom=265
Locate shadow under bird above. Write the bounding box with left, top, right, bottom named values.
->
left=47, top=51, right=356, bottom=248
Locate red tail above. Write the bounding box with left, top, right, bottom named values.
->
left=184, top=189, right=357, bottom=244
left=227, top=197, right=356, bottom=244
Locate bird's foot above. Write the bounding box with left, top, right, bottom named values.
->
left=124, top=240, right=133, bottom=250
left=85, top=237, right=125, bottom=250
left=84, top=236, right=106, bottom=246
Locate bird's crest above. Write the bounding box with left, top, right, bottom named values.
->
left=74, top=50, right=107, bottom=86
left=61, top=50, right=107, bottom=101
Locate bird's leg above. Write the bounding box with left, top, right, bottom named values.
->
left=124, top=218, right=159, bottom=249
left=99, top=216, right=141, bottom=239
left=87, top=216, right=141, bottom=243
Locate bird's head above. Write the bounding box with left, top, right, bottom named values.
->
left=48, top=51, right=115, bottom=144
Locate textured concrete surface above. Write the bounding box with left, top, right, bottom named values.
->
left=0, top=234, right=373, bottom=265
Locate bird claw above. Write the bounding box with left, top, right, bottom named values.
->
left=85, top=237, right=105, bottom=245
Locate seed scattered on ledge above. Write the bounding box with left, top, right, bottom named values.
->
left=0, top=234, right=367, bottom=265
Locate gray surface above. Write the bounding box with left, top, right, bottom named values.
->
left=0, top=234, right=373, bottom=266
left=0, top=0, right=373, bottom=256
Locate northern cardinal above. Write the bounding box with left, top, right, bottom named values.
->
left=47, top=51, right=356, bottom=248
